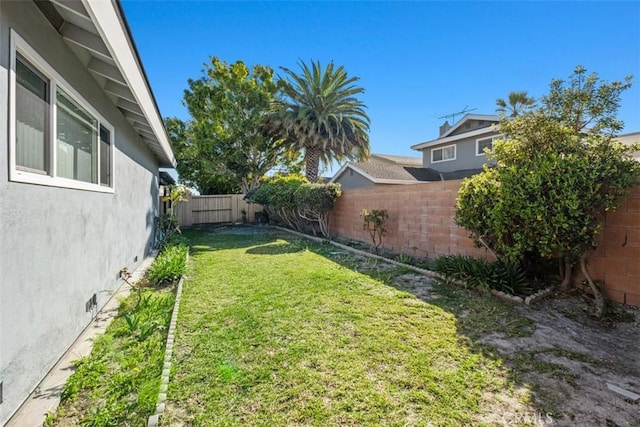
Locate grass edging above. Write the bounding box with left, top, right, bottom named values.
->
left=272, top=225, right=555, bottom=305
left=148, top=274, right=185, bottom=427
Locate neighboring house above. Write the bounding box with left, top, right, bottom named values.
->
left=412, top=115, right=640, bottom=173
left=330, top=153, right=423, bottom=189
left=616, top=131, right=640, bottom=162
left=0, top=1, right=175, bottom=424
left=331, top=157, right=482, bottom=190
left=411, top=114, right=501, bottom=173
left=331, top=162, right=440, bottom=189
left=368, top=153, right=422, bottom=166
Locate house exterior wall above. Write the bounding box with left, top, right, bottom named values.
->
left=0, top=3, right=160, bottom=423
left=421, top=130, right=500, bottom=172
left=334, top=170, right=376, bottom=190
left=330, top=182, right=640, bottom=307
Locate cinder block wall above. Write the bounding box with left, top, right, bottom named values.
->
left=330, top=180, right=492, bottom=261
left=330, top=181, right=640, bottom=306
left=573, top=185, right=640, bottom=306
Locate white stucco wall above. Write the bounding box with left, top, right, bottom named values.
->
left=0, top=2, right=160, bottom=423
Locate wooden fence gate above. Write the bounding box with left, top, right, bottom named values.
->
left=168, top=194, right=263, bottom=227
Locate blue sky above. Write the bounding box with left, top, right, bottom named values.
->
left=122, top=1, right=640, bottom=170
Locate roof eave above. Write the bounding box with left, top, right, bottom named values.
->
left=440, top=114, right=500, bottom=138
left=411, top=125, right=501, bottom=151
left=331, top=163, right=423, bottom=185
left=82, top=0, right=176, bottom=168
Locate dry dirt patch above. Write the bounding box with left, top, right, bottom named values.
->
left=490, top=296, right=640, bottom=426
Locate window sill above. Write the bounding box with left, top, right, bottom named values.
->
left=10, top=169, right=114, bottom=193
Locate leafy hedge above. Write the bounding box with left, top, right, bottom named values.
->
left=455, top=67, right=639, bottom=316
left=245, top=174, right=342, bottom=237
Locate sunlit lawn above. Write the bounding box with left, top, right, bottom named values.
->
left=164, top=228, right=531, bottom=426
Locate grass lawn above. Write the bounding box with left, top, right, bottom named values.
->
left=48, top=288, right=176, bottom=426
left=164, top=228, right=536, bottom=425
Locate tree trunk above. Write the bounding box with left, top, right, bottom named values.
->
left=304, top=147, right=321, bottom=183
left=580, top=252, right=604, bottom=317
left=559, top=256, right=573, bottom=291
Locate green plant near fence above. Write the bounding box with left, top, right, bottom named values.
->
left=147, top=244, right=189, bottom=287
left=430, top=254, right=530, bottom=296
left=360, top=208, right=388, bottom=254
left=246, top=174, right=342, bottom=237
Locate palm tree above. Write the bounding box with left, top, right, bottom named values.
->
left=267, top=60, right=370, bottom=182
left=496, top=91, right=535, bottom=117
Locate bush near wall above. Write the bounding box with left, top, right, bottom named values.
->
left=246, top=175, right=341, bottom=237
left=330, top=182, right=640, bottom=307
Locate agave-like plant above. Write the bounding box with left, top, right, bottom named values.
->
left=266, top=60, right=370, bottom=182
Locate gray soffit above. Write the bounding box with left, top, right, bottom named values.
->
left=34, top=0, right=176, bottom=168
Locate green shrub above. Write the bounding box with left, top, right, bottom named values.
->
left=55, top=288, right=175, bottom=424
left=431, top=254, right=530, bottom=296
left=455, top=67, right=639, bottom=316
left=245, top=174, right=342, bottom=237
left=147, top=244, right=188, bottom=286
left=360, top=209, right=389, bottom=253
left=159, top=233, right=189, bottom=251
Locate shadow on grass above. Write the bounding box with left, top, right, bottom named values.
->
left=182, top=226, right=281, bottom=254
left=179, top=225, right=602, bottom=425
left=245, top=241, right=306, bottom=255
left=269, top=231, right=558, bottom=422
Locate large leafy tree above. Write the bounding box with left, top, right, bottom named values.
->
left=166, top=57, right=297, bottom=194
left=165, top=117, right=239, bottom=194
left=495, top=91, right=536, bottom=117
left=266, top=60, right=371, bottom=182
left=456, top=66, right=638, bottom=317
left=541, top=65, right=632, bottom=134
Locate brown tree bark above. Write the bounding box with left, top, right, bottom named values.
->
left=304, top=147, right=321, bottom=183
left=580, top=252, right=604, bottom=317
left=559, top=257, right=573, bottom=291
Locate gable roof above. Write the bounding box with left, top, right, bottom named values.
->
left=35, top=0, right=176, bottom=167
left=441, top=114, right=499, bottom=138
left=330, top=162, right=484, bottom=185
left=369, top=153, right=422, bottom=166
left=411, top=114, right=499, bottom=151
left=330, top=162, right=436, bottom=185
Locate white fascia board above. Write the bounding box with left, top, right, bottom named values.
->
left=81, top=0, right=176, bottom=167
left=411, top=126, right=500, bottom=151
left=440, top=114, right=499, bottom=138
left=331, top=163, right=379, bottom=184
left=374, top=179, right=419, bottom=185
left=329, top=163, right=351, bottom=183
left=331, top=164, right=416, bottom=185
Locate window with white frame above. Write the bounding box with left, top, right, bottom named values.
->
left=11, top=30, right=113, bottom=191
left=431, top=144, right=456, bottom=163
left=476, top=135, right=503, bottom=156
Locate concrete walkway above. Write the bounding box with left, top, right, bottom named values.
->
left=6, top=253, right=157, bottom=427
